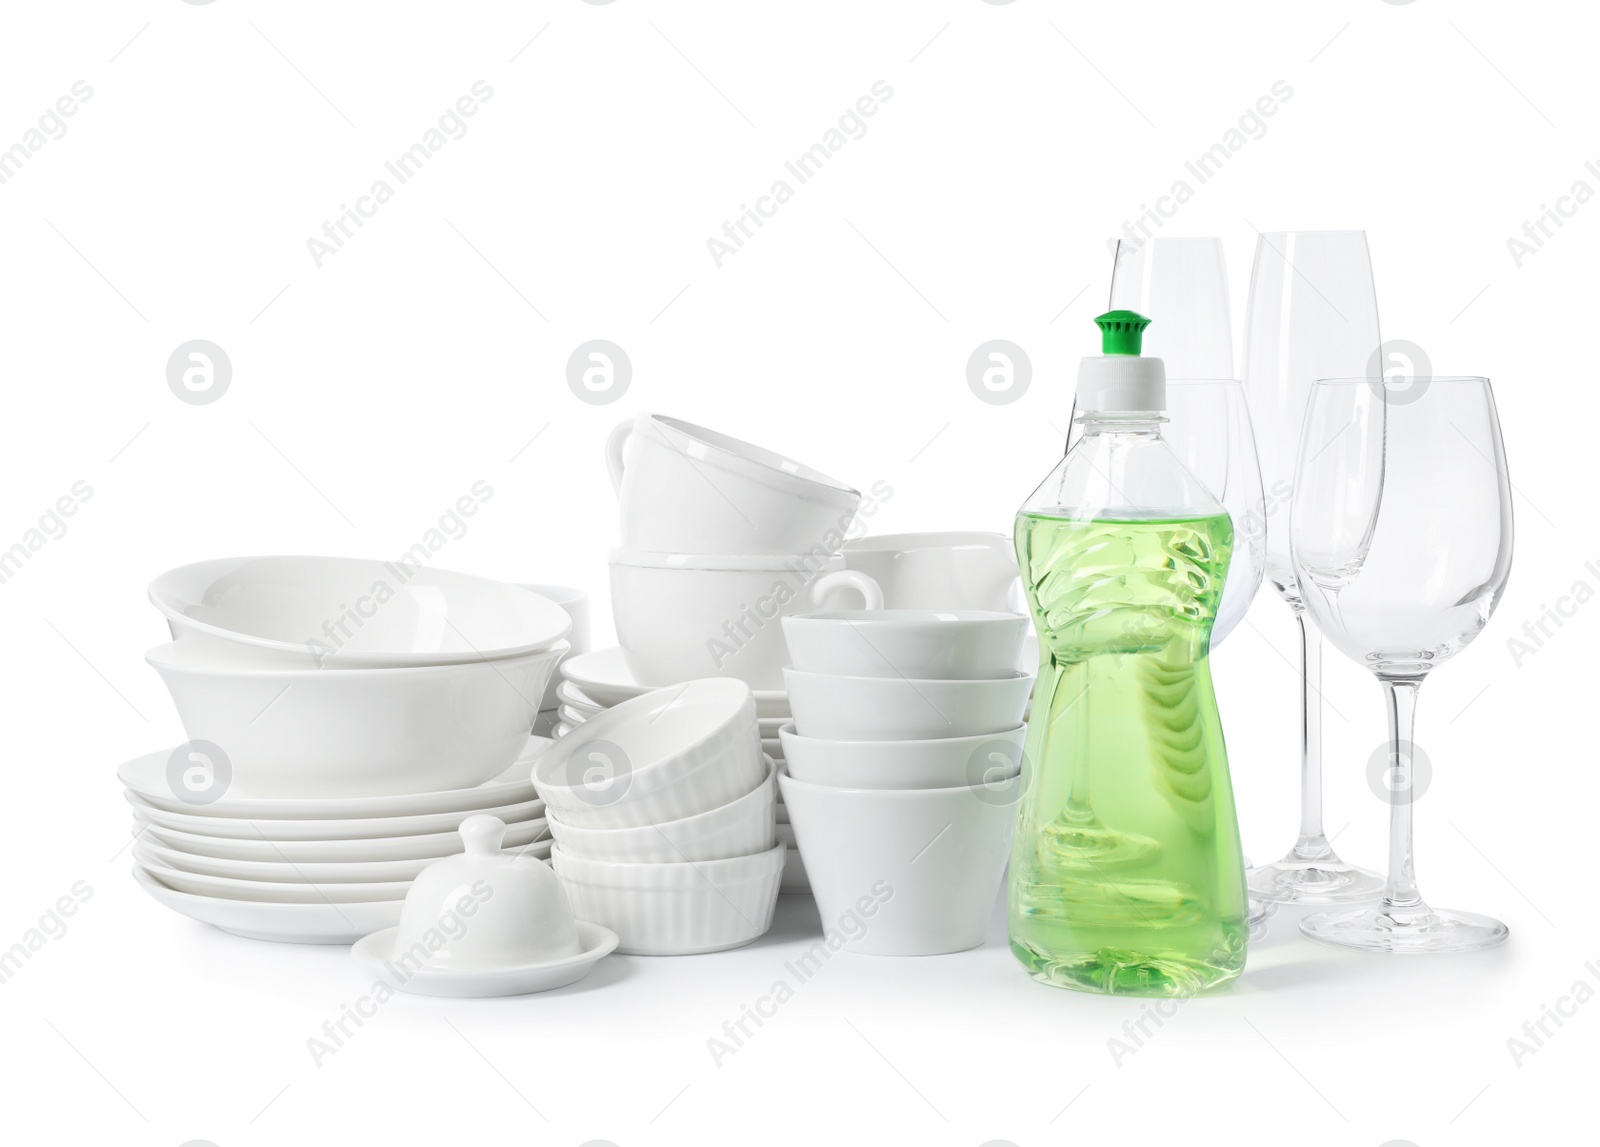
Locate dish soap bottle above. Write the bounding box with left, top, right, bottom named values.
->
left=1008, top=310, right=1247, bottom=996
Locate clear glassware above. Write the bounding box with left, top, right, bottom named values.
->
left=1291, top=375, right=1513, bottom=952
left=1110, top=237, right=1235, bottom=378
left=1242, top=230, right=1385, bottom=903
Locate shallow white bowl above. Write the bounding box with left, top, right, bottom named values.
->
left=533, top=679, right=763, bottom=829
left=146, top=641, right=565, bottom=798
left=128, top=791, right=544, bottom=841
left=133, top=867, right=401, bottom=943
left=777, top=723, right=1025, bottom=790
left=135, top=834, right=549, bottom=883
left=139, top=816, right=551, bottom=863
left=783, top=610, right=1028, bottom=680
left=548, top=757, right=776, bottom=863
left=783, top=668, right=1032, bottom=741
left=778, top=770, right=1018, bottom=956
left=150, top=556, right=571, bottom=667
left=551, top=841, right=785, bottom=955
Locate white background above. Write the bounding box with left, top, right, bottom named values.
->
left=0, top=1, right=1591, bottom=1144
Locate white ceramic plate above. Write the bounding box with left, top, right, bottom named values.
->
left=352, top=920, right=617, bottom=997
left=561, top=647, right=790, bottom=717
left=135, top=833, right=550, bottom=883
left=139, top=858, right=411, bottom=903
left=557, top=704, right=593, bottom=727
left=119, top=739, right=550, bottom=819
left=132, top=866, right=401, bottom=943
left=555, top=680, right=604, bottom=714
left=138, top=816, right=552, bottom=863
left=127, top=791, right=544, bottom=841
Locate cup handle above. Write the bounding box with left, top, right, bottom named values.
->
left=604, top=419, right=634, bottom=496
left=809, top=570, right=883, bottom=610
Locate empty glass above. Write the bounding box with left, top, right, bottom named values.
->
left=1291, top=375, right=1513, bottom=952
left=1243, top=230, right=1385, bottom=903
left=1110, top=237, right=1235, bottom=378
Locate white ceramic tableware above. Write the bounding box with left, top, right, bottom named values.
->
left=150, top=556, right=571, bottom=667
left=777, top=724, right=1025, bottom=790
left=778, top=770, right=1019, bottom=955
left=135, top=835, right=550, bottom=884
left=783, top=669, right=1032, bottom=741
left=132, top=866, right=401, bottom=943
left=119, top=739, right=549, bottom=818
left=138, top=858, right=411, bottom=903
left=552, top=841, right=786, bottom=955
left=146, top=641, right=565, bottom=798
left=520, top=583, right=591, bottom=710
left=354, top=920, right=616, bottom=997
left=555, top=680, right=604, bottom=716
left=609, top=550, right=880, bottom=690
left=558, top=704, right=593, bottom=728
left=138, top=817, right=551, bottom=863
left=561, top=647, right=791, bottom=717
left=127, top=791, right=544, bottom=840
left=547, top=756, right=776, bottom=863
left=782, top=609, right=1028, bottom=680
left=554, top=722, right=577, bottom=738
left=534, top=679, right=763, bottom=829
left=841, top=532, right=1023, bottom=612
left=607, top=414, right=860, bottom=554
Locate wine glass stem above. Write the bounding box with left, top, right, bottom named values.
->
left=1292, top=610, right=1329, bottom=854
left=1380, top=677, right=1423, bottom=910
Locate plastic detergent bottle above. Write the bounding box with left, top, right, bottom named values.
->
left=1007, top=310, right=1247, bottom=996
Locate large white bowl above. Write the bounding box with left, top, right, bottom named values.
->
left=608, top=550, right=879, bottom=690
left=841, top=532, right=1023, bottom=612
left=606, top=413, right=860, bottom=554
left=533, top=679, right=764, bottom=829
left=132, top=866, right=402, bottom=943
left=551, top=841, right=786, bottom=955
left=777, top=723, right=1025, bottom=789
left=782, top=609, right=1028, bottom=679
left=547, top=757, right=776, bottom=863
left=139, top=816, right=552, bottom=863
left=146, top=640, right=565, bottom=798
left=777, top=770, right=1018, bottom=955
left=783, top=668, right=1032, bottom=741
left=150, top=556, right=571, bottom=667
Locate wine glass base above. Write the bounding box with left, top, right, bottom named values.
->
left=1247, top=852, right=1384, bottom=904
left=1299, top=903, right=1509, bottom=954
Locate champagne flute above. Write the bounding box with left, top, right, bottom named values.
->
left=1291, top=375, right=1512, bottom=951
left=1243, top=230, right=1385, bottom=903
left=1110, top=237, right=1235, bottom=378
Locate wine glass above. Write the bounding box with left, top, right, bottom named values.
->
left=1243, top=230, right=1385, bottom=903
left=1291, top=375, right=1512, bottom=952
left=1110, top=237, right=1234, bottom=378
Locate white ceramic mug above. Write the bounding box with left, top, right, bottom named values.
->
left=606, top=414, right=861, bottom=554
left=608, top=549, right=882, bottom=690
left=840, top=531, right=1024, bottom=612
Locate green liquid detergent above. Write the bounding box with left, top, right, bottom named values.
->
left=1007, top=312, right=1247, bottom=996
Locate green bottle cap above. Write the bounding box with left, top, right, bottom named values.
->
left=1094, top=310, right=1152, bottom=356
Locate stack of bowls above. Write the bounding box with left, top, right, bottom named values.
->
left=779, top=610, right=1033, bottom=955
left=132, top=556, right=572, bottom=941
left=535, top=679, right=784, bottom=955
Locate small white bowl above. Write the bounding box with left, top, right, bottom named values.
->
left=782, top=610, right=1028, bottom=680
left=551, top=841, right=785, bottom=955
left=533, top=679, right=763, bottom=829
left=777, top=769, right=1019, bottom=956
left=547, top=757, right=776, bottom=863
left=777, top=723, right=1025, bottom=790
left=150, top=556, right=571, bottom=667
left=146, top=640, right=566, bottom=798
left=783, top=668, right=1032, bottom=741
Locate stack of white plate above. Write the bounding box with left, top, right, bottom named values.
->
left=124, top=738, right=554, bottom=944
left=555, top=647, right=808, bottom=893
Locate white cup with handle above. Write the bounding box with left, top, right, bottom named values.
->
left=840, top=531, right=1025, bottom=613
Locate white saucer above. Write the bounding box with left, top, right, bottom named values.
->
left=139, top=816, right=550, bottom=863
left=133, top=866, right=402, bottom=943
left=136, top=833, right=550, bottom=883
left=118, top=738, right=551, bottom=819
left=352, top=920, right=618, bottom=997
left=561, top=647, right=791, bottom=717
left=127, top=791, right=544, bottom=841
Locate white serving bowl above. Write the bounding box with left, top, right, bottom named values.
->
left=547, top=757, right=776, bottom=863
left=533, top=678, right=764, bottom=828
left=150, top=556, right=571, bottom=667
left=778, top=769, right=1019, bottom=956
left=146, top=640, right=565, bottom=798
left=606, top=413, right=860, bottom=554
left=777, top=723, right=1025, bottom=790
left=551, top=841, right=786, bottom=955
left=782, top=609, right=1028, bottom=679
left=139, top=816, right=552, bottom=863
left=841, top=531, right=1023, bottom=612
left=783, top=668, right=1033, bottom=741
left=608, top=550, right=879, bottom=690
